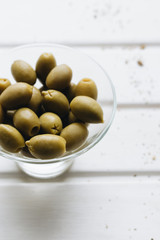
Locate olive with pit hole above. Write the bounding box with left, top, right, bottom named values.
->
left=46, top=64, right=72, bottom=90
left=0, top=124, right=25, bottom=153
left=0, top=82, right=33, bottom=110
left=42, top=90, right=69, bottom=118
left=60, top=122, right=88, bottom=151
left=40, top=112, right=62, bottom=134
left=26, top=134, right=66, bottom=159
left=0, top=78, right=11, bottom=94
left=36, top=53, right=56, bottom=83
left=27, top=87, right=43, bottom=113
left=70, top=96, right=103, bottom=123
left=13, top=108, right=40, bottom=137
left=11, top=60, right=36, bottom=85
left=75, top=78, right=98, bottom=100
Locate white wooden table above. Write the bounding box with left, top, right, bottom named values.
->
left=0, top=0, right=160, bottom=239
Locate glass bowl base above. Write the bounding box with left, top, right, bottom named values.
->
left=16, top=159, right=74, bottom=179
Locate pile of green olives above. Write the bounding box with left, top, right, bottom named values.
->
left=0, top=53, right=104, bottom=159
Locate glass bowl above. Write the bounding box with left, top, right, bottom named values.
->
left=0, top=43, right=116, bottom=179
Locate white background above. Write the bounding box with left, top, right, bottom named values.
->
left=0, top=0, right=160, bottom=239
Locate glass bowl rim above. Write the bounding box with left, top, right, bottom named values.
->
left=0, top=42, right=117, bottom=164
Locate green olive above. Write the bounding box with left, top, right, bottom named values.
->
left=13, top=108, right=40, bottom=137
left=63, top=83, right=76, bottom=102
left=40, top=112, right=62, bottom=134
left=0, top=124, right=25, bottom=153
left=0, top=82, right=33, bottom=110
left=60, top=122, right=88, bottom=151
left=21, top=146, right=35, bottom=158
left=0, top=104, right=4, bottom=123
left=65, top=110, right=89, bottom=127
left=27, top=87, right=43, bottom=113
left=46, top=64, right=72, bottom=90
left=68, top=111, right=79, bottom=124
left=11, top=60, right=36, bottom=85
left=26, top=134, right=66, bottom=159
left=75, top=78, right=98, bottom=100
left=0, top=78, right=11, bottom=94
left=36, top=53, right=56, bottom=83
left=42, top=90, right=69, bottom=118
left=70, top=96, right=103, bottom=123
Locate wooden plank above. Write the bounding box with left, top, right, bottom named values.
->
left=0, top=183, right=159, bottom=240
left=78, top=46, right=160, bottom=104
left=0, top=47, right=159, bottom=176
left=0, top=46, right=160, bottom=104
left=0, top=108, right=160, bottom=182
left=73, top=108, right=160, bottom=173
left=0, top=0, right=159, bottom=45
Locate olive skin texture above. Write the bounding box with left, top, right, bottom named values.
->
left=11, top=60, right=36, bottom=85
left=46, top=64, right=72, bottom=90
left=75, top=78, right=98, bottom=100
left=60, top=122, right=88, bottom=151
left=0, top=82, right=33, bottom=110
left=70, top=96, right=103, bottom=123
left=21, top=146, right=35, bottom=158
left=13, top=108, right=40, bottom=137
left=27, top=87, right=43, bottom=113
left=36, top=53, right=56, bottom=83
left=0, top=104, right=4, bottom=123
left=66, top=111, right=90, bottom=127
left=42, top=90, right=69, bottom=118
left=40, top=112, right=62, bottom=135
left=63, top=83, right=76, bottom=102
left=26, top=134, right=66, bottom=159
left=68, top=111, right=79, bottom=124
left=0, top=78, right=11, bottom=94
left=0, top=124, right=25, bottom=153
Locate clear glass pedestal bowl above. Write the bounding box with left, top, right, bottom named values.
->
left=0, top=43, right=116, bottom=179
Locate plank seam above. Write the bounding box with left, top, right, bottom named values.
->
left=1, top=42, right=160, bottom=48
